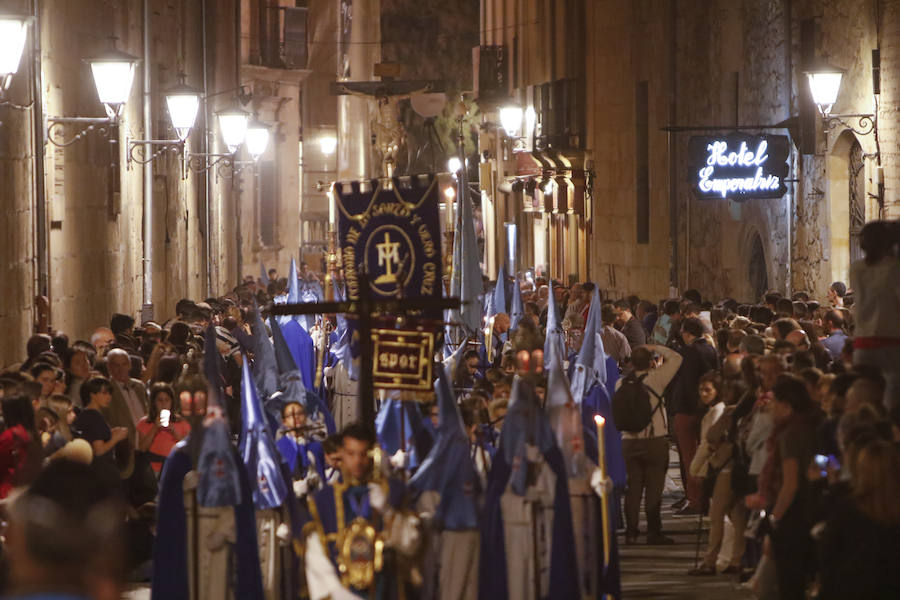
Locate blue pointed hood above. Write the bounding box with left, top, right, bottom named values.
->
left=239, top=354, right=289, bottom=509
left=197, top=324, right=243, bottom=507
left=269, top=316, right=299, bottom=375
left=409, top=364, right=480, bottom=529
left=569, top=287, right=608, bottom=405
left=260, top=261, right=270, bottom=287
left=500, top=375, right=557, bottom=496
left=544, top=286, right=566, bottom=368
left=508, top=274, right=524, bottom=331
left=287, top=258, right=301, bottom=304
left=489, top=265, right=508, bottom=318
left=546, top=352, right=590, bottom=479
left=375, top=392, right=423, bottom=469
left=249, top=306, right=279, bottom=399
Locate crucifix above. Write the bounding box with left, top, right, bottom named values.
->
left=267, top=272, right=460, bottom=428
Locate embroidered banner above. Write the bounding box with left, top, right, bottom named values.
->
left=336, top=177, right=443, bottom=313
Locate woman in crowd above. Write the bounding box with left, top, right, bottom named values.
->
left=0, top=394, right=43, bottom=498
left=63, top=346, right=92, bottom=407
left=688, top=371, right=747, bottom=575
left=29, top=363, right=64, bottom=408
left=749, top=374, right=821, bottom=599
left=44, top=393, right=76, bottom=456
left=136, top=382, right=189, bottom=475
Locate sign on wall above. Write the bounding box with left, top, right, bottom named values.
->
left=688, top=134, right=790, bottom=200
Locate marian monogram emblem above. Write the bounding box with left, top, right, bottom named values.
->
left=365, top=225, right=414, bottom=296
left=375, top=232, right=402, bottom=284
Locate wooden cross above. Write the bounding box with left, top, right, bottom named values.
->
left=267, top=273, right=461, bottom=427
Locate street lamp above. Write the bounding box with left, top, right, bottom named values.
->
left=185, top=106, right=251, bottom=179
left=87, top=49, right=139, bottom=120
left=217, top=107, right=249, bottom=153
left=165, top=81, right=202, bottom=141
left=245, top=118, right=270, bottom=161
left=499, top=103, right=524, bottom=137
left=805, top=60, right=844, bottom=117
left=47, top=48, right=139, bottom=147
left=126, top=78, right=203, bottom=170
left=0, top=15, right=28, bottom=92
left=804, top=59, right=875, bottom=138
left=447, top=156, right=462, bottom=174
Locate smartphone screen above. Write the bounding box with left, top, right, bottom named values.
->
left=160, top=409, right=171, bottom=428
left=814, top=454, right=828, bottom=477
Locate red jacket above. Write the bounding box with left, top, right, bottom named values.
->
left=0, top=425, right=34, bottom=498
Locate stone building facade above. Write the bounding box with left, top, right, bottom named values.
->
left=0, top=0, right=312, bottom=368
left=480, top=0, right=898, bottom=302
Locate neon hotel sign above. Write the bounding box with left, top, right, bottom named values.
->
left=688, top=134, right=790, bottom=200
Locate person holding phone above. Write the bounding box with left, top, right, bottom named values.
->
left=73, top=376, right=129, bottom=485
left=136, top=383, right=189, bottom=475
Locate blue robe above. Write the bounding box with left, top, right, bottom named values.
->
left=580, top=383, right=626, bottom=490
left=151, top=441, right=265, bottom=600
left=478, top=444, right=580, bottom=600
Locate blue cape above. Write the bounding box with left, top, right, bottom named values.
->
left=151, top=441, right=264, bottom=600
left=478, top=376, right=579, bottom=599
left=409, top=365, right=481, bottom=530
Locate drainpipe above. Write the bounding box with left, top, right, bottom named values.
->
left=142, top=0, right=153, bottom=314
left=31, top=0, right=48, bottom=302
left=202, top=0, right=212, bottom=295
left=667, top=0, right=678, bottom=293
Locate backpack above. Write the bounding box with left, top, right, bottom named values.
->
left=612, top=372, right=663, bottom=433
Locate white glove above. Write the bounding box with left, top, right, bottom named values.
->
left=390, top=449, right=407, bottom=470
left=590, top=468, right=613, bottom=499
left=293, top=478, right=309, bottom=498
left=385, top=513, right=421, bottom=555
left=306, top=471, right=321, bottom=491
left=368, top=482, right=387, bottom=513
left=276, top=523, right=291, bottom=545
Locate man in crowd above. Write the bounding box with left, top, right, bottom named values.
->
left=822, top=309, right=849, bottom=361
left=620, top=344, right=683, bottom=545
left=614, top=299, right=647, bottom=349
left=601, top=303, right=632, bottom=366
left=827, top=281, right=847, bottom=307
left=671, top=317, right=719, bottom=516
left=105, top=348, right=147, bottom=446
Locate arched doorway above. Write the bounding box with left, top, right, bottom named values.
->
left=748, top=233, right=768, bottom=302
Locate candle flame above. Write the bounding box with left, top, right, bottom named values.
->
left=594, top=415, right=605, bottom=426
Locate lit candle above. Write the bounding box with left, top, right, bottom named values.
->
left=593, top=415, right=606, bottom=479
left=594, top=414, right=611, bottom=574
left=328, top=186, right=335, bottom=229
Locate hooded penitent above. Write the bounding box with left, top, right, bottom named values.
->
left=478, top=373, right=579, bottom=600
